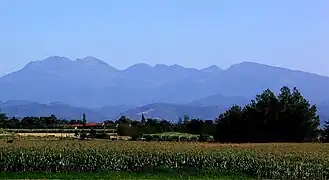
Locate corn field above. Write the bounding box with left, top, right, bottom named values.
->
left=1, top=140, right=329, bottom=179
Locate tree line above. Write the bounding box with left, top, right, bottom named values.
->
left=104, top=86, right=329, bottom=142
left=215, top=86, right=320, bottom=142
left=1, top=86, right=329, bottom=142
left=0, top=114, right=87, bottom=129
left=104, top=114, right=216, bottom=140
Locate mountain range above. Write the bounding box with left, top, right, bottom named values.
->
left=0, top=56, right=328, bottom=125
left=0, top=100, right=227, bottom=122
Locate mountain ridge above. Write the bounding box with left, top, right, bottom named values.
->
left=7, top=56, right=328, bottom=76
left=0, top=56, right=329, bottom=108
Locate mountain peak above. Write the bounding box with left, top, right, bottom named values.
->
left=77, top=56, right=103, bottom=62
left=204, top=65, right=219, bottom=69
left=23, top=56, right=74, bottom=71
left=76, top=56, right=112, bottom=67
left=46, top=56, right=70, bottom=60
left=125, top=63, right=152, bottom=71
left=169, top=64, right=185, bottom=69
left=42, top=56, right=72, bottom=63
left=201, top=65, right=221, bottom=73
left=74, top=57, right=119, bottom=73
left=27, top=56, right=72, bottom=65
left=228, top=61, right=275, bottom=69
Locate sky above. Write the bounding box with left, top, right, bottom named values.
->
left=1, top=0, right=329, bottom=76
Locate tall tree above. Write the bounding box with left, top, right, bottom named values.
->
left=215, top=105, right=245, bottom=142
left=50, top=114, right=57, bottom=128
left=214, top=86, right=320, bottom=142
left=183, top=115, right=190, bottom=122
left=279, top=87, right=320, bottom=141
left=6, top=117, right=20, bottom=129
left=0, top=112, right=7, bottom=128
left=141, top=114, right=146, bottom=124
left=251, top=88, right=279, bottom=141
left=321, top=120, right=329, bottom=142
left=82, top=113, right=87, bottom=128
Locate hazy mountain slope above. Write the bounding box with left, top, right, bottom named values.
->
left=0, top=101, right=108, bottom=121
left=1, top=56, right=329, bottom=107
left=218, top=62, right=329, bottom=103
left=0, top=101, right=226, bottom=123
left=0, top=100, right=327, bottom=126
left=93, top=104, right=134, bottom=118
left=189, top=94, right=251, bottom=107
left=115, top=103, right=226, bottom=122
left=0, top=56, right=122, bottom=106
left=318, top=101, right=329, bottom=127
left=117, top=103, right=328, bottom=125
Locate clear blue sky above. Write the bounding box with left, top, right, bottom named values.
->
left=1, top=0, right=328, bottom=76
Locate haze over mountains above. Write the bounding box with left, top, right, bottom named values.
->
left=0, top=56, right=329, bottom=124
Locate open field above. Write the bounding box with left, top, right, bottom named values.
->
left=16, top=133, right=119, bottom=138
left=1, top=128, right=117, bottom=138
left=1, top=140, right=329, bottom=179
left=5, top=128, right=116, bottom=133
left=146, top=132, right=200, bottom=138
left=16, top=132, right=76, bottom=137
left=142, top=132, right=214, bottom=141
left=150, top=132, right=199, bottom=137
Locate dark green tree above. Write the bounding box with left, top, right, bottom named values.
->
left=6, top=117, right=20, bottom=129
left=82, top=113, right=87, bottom=128
left=117, top=116, right=129, bottom=124
left=248, top=88, right=279, bottom=142
left=0, top=112, right=7, bottom=128
left=49, top=114, right=57, bottom=128
left=117, top=123, right=139, bottom=140
left=321, top=120, right=329, bottom=142
left=141, top=113, right=146, bottom=124
left=278, top=87, right=320, bottom=141
left=183, top=115, right=190, bottom=122
left=201, top=120, right=216, bottom=137
left=184, top=119, right=203, bottom=135
left=215, top=105, right=245, bottom=142
left=214, top=86, right=320, bottom=143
